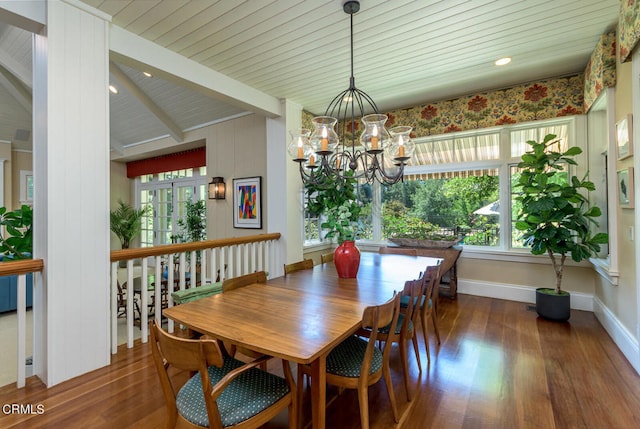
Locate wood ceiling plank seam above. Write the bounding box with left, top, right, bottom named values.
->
left=166, top=0, right=277, bottom=56
left=86, top=0, right=131, bottom=17
left=152, top=1, right=240, bottom=48
left=202, top=0, right=413, bottom=67
left=111, top=1, right=158, bottom=29
left=139, top=1, right=214, bottom=41
left=221, top=0, right=609, bottom=86
left=189, top=0, right=320, bottom=64
left=220, top=0, right=512, bottom=84
left=260, top=11, right=614, bottom=98
left=123, top=0, right=185, bottom=36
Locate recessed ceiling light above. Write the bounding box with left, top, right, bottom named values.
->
left=109, top=85, right=119, bottom=94
left=495, top=57, right=512, bottom=66
left=143, top=71, right=152, bottom=77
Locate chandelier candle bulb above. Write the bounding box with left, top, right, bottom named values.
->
left=321, top=128, right=329, bottom=152
left=398, top=138, right=405, bottom=157
left=297, top=139, right=304, bottom=159
left=309, top=154, right=315, bottom=166
left=371, top=125, right=379, bottom=150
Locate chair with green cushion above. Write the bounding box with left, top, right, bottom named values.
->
left=297, top=293, right=401, bottom=429
left=171, top=282, right=223, bottom=305
left=149, top=320, right=296, bottom=429
left=360, top=278, right=423, bottom=401
left=221, top=271, right=267, bottom=292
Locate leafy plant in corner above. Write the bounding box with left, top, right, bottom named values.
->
left=110, top=200, right=149, bottom=249
left=514, top=134, right=608, bottom=294
left=306, top=172, right=361, bottom=244
left=0, top=205, right=33, bottom=260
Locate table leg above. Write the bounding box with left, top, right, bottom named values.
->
left=310, top=355, right=326, bottom=429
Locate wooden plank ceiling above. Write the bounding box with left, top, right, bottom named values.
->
left=0, top=0, right=620, bottom=156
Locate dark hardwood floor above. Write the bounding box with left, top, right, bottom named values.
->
left=1, top=294, right=640, bottom=429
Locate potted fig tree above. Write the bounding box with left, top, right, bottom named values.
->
left=514, top=134, right=608, bottom=321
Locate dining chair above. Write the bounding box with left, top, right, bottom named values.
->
left=283, top=259, right=314, bottom=276
left=221, top=271, right=267, bottom=292
left=297, top=294, right=401, bottom=429
left=116, top=280, right=141, bottom=320
left=378, top=246, right=418, bottom=256
left=361, top=278, right=423, bottom=402
left=419, top=265, right=442, bottom=356
left=149, top=320, right=296, bottom=429
left=320, top=252, right=334, bottom=264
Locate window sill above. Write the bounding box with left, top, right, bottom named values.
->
left=303, top=241, right=334, bottom=252
left=589, top=257, right=619, bottom=286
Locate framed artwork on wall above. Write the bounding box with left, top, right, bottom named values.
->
left=233, top=176, right=262, bottom=228
left=616, top=114, right=633, bottom=160
left=617, top=167, right=634, bottom=208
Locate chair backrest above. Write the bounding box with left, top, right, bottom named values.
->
left=320, top=252, right=334, bottom=264
left=378, top=247, right=418, bottom=256
left=149, top=320, right=224, bottom=428
left=421, top=265, right=441, bottom=316
left=360, top=293, right=400, bottom=377
left=284, top=259, right=314, bottom=276
left=399, top=278, right=423, bottom=336
left=222, top=271, right=267, bottom=292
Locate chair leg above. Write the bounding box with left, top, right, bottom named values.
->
left=431, top=310, right=441, bottom=344
left=411, top=333, right=422, bottom=374
left=420, top=312, right=431, bottom=364
left=357, top=385, right=370, bottom=429
left=399, top=337, right=412, bottom=402
left=382, top=360, right=399, bottom=423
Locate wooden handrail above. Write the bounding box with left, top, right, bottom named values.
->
left=0, top=259, right=44, bottom=276
left=110, top=233, right=281, bottom=262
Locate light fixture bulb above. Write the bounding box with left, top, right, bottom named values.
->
left=495, top=57, right=511, bottom=66
left=108, top=85, right=118, bottom=94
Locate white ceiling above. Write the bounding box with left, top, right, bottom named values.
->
left=0, top=0, right=620, bottom=159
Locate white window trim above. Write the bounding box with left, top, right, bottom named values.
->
left=19, top=169, right=33, bottom=205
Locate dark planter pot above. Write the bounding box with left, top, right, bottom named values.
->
left=334, top=240, right=360, bottom=278
left=535, top=288, right=570, bottom=321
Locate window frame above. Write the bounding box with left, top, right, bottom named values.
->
left=350, top=116, right=584, bottom=258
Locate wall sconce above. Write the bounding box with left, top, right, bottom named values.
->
left=208, top=177, right=226, bottom=200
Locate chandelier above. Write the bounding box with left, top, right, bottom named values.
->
left=288, top=0, right=415, bottom=187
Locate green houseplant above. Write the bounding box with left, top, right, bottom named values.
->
left=306, top=173, right=362, bottom=277
left=110, top=200, right=149, bottom=249
left=514, top=134, right=608, bottom=320
left=0, top=205, right=33, bottom=259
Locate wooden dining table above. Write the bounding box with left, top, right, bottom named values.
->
left=163, top=251, right=441, bottom=429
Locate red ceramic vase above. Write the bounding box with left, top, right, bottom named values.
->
left=334, top=240, right=361, bottom=278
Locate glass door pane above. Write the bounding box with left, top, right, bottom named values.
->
left=156, top=187, right=173, bottom=245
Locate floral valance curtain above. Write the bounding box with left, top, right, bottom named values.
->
left=584, top=32, right=617, bottom=112
left=303, top=75, right=584, bottom=139
left=619, top=0, right=640, bottom=63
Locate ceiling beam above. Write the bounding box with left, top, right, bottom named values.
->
left=109, top=26, right=282, bottom=118
left=109, top=61, right=184, bottom=143
left=0, top=62, right=31, bottom=113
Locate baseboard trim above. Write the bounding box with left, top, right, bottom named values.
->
left=457, top=279, right=593, bottom=311
left=593, top=296, right=640, bottom=375
left=458, top=279, right=639, bottom=375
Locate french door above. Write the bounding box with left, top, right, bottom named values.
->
left=137, top=168, right=207, bottom=247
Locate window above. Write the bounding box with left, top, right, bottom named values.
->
left=301, top=118, right=580, bottom=252
left=355, top=118, right=578, bottom=252
left=136, top=167, right=207, bottom=247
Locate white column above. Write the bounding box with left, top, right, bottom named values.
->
left=32, top=0, right=111, bottom=386
left=266, top=99, right=304, bottom=276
